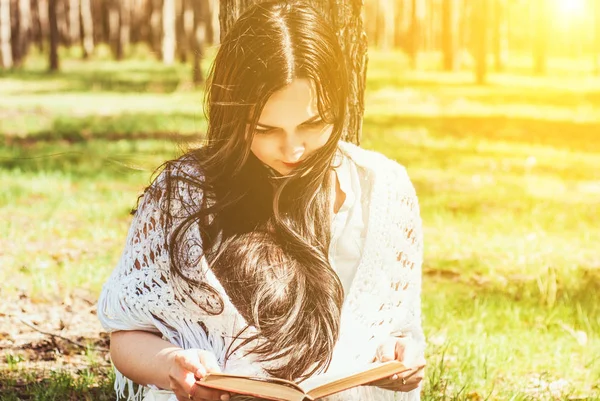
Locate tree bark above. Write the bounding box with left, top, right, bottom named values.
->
left=218, top=0, right=366, bottom=145
left=162, top=0, right=175, bottom=64
left=48, top=0, right=59, bottom=71
left=473, top=0, right=488, bottom=84
left=80, top=0, right=93, bottom=58
left=0, top=0, right=12, bottom=68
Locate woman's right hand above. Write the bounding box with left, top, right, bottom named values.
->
left=168, top=348, right=231, bottom=401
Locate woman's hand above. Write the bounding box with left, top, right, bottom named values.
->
left=368, top=335, right=426, bottom=392
left=168, top=348, right=231, bottom=401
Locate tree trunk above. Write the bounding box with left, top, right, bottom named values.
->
left=162, top=0, right=175, bottom=64
left=48, top=0, right=59, bottom=70
left=407, top=0, right=423, bottom=69
left=150, top=0, right=162, bottom=58
left=473, top=0, right=488, bottom=84
left=532, top=0, right=548, bottom=75
left=491, top=0, right=508, bottom=72
left=0, top=0, right=11, bottom=68
left=441, top=0, right=458, bottom=71
left=13, top=0, right=31, bottom=67
left=80, top=0, right=93, bottom=58
left=68, top=0, right=79, bottom=46
left=218, top=0, right=366, bottom=145
left=35, top=0, right=49, bottom=52
left=191, top=0, right=207, bottom=85
left=117, top=0, right=131, bottom=60
left=176, top=0, right=192, bottom=63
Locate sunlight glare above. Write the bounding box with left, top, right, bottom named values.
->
left=553, top=0, right=586, bottom=16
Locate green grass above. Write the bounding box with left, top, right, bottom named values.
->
left=1, top=46, right=599, bottom=400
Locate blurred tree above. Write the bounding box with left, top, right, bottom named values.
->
left=68, top=0, right=79, bottom=46
left=532, top=0, right=548, bottom=75
left=472, top=0, right=488, bottom=84
left=192, top=0, right=208, bottom=85
left=219, top=0, right=366, bottom=144
left=163, top=0, right=175, bottom=64
left=491, top=0, right=508, bottom=72
left=14, top=0, right=31, bottom=67
left=442, top=0, right=458, bottom=71
left=80, top=0, right=93, bottom=58
left=407, top=0, right=424, bottom=69
left=150, top=0, right=162, bottom=58
left=48, top=0, right=58, bottom=70
left=116, top=0, right=131, bottom=60
left=176, top=0, right=190, bottom=63
left=0, top=0, right=11, bottom=68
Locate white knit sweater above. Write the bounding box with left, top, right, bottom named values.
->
left=97, top=141, right=425, bottom=401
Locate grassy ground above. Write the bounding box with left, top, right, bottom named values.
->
left=1, top=46, right=599, bottom=400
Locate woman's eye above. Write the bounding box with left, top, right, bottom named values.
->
left=304, top=120, right=327, bottom=129
left=255, top=128, right=276, bottom=135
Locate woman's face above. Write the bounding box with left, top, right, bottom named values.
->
left=250, top=78, right=334, bottom=175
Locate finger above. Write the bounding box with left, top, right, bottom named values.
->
left=176, top=353, right=208, bottom=379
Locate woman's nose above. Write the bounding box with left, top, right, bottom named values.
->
left=281, top=135, right=305, bottom=162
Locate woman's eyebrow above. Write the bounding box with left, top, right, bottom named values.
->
left=255, top=114, right=322, bottom=129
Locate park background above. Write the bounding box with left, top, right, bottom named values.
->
left=1, top=0, right=599, bottom=399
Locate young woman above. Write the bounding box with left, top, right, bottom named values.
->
left=97, top=2, right=426, bottom=401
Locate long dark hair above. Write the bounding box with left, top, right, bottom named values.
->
left=149, top=1, right=350, bottom=381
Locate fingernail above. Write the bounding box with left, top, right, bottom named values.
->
left=220, top=394, right=230, bottom=401
left=391, top=374, right=399, bottom=380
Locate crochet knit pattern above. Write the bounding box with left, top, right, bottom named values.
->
left=97, top=141, right=425, bottom=401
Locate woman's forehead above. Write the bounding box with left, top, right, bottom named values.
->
left=257, top=78, right=320, bottom=125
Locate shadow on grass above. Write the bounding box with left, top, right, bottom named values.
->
left=0, top=63, right=191, bottom=95
left=364, top=114, right=600, bottom=153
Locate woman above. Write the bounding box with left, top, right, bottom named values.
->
left=97, top=2, right=426, bottom=401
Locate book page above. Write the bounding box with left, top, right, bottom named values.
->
left=298, top=360, right=406, bottom=394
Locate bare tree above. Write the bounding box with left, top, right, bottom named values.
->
left=472, top=0, right=488, bottom=84
left=219, top=0, right=367, bottom=145
left=0, top=0, right=11, bottom=68
left=80, top=0, right=93, bottom=58
left=162, top=0, right=175, bottom=64
left=48, top=0, right=59, bottom=70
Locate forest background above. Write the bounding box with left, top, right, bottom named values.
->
left=1, top=0, right=599, bottom=400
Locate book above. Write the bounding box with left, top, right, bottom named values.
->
left=196, top=360, right=416, bottom=401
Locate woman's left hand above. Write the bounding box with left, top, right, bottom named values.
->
left=367, top=335, right=426, bottom=392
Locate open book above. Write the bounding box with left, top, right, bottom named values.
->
left=196, top=360, right=414, bottom=401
